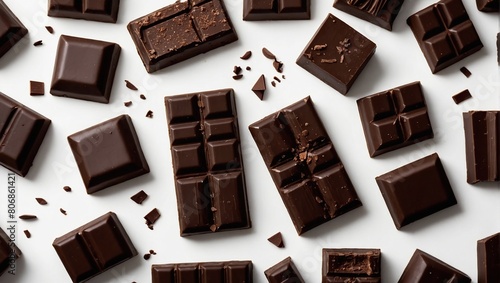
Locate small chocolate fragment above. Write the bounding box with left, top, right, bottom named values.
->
left=23, top=230, right=31, bottom=238
left=233, top=66, right=242, bottom=75
left=140, top=94, right=146, bottom=100
left=322, top=248, right=381, bottom=282
left=149, top=249, right=156, bottom=255
left=232, top=74, right=243, bottom=80
left=243, top=0, right=310, bottom=20
left=19, top=214, right=37, bottom=220
left=45, top=26, right=54, bottom=34
left=452, top=89, right=472, bottom=105
left=152, top=261, right=252, bottom=283
left=376, top=153, right=457, bottom=229
left=333, top=0, right=405, bottom=30
left=477, top=232, right=500, bottom=283
left=241, top=50, right=252, bottom=60
left=125, top=80, right=138, bottom=91
left=265, top=257, right=304, bottom=283
left=0, top=1, right=28, bottom=60
left=130, top=190, right=148, bottom=204
left=48, top=0, right=120, bottom=23
left=0, top=228, right=22, bottom=276
left=35, top=197, right=47, bottom=205
left=143, top=253, right=151, bottom=260
left=63, top=185, right=72, bottom=192
left=399, top=249, right=471, bottom=282
left=33, top=40, right=43, bottom=46
left=267, top=232, right=284, bottom=248
left=271, top=81, right=276, bottom=87
left=246, top=66, right=251, bottom=71
left=30, top=81, right=45, bottom=96
left=146, top=110, right=153, bottom=118
left=252, top=75, right=266, bottom=100
left=145, top=208, right=160, bottom=229
left=60, top=208, right=67, bottom=215
left=272, top=60, right=283, bottom=73
left=124, top=101, right=132, bottom=107
left=262, top=48, right=276, bottom=60
left=460, top=67, right=472, bottom=78
left=477, top=0, right=499, bottom=12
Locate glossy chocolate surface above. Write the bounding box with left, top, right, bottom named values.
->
left=477, top=232, right=500, bottom=283
left=152, top=261, right=252, bottom=283
left=333, top=0, right=405, bottom=30
left=322, top=248, right=381, bottom=283
left=48, top=0, right=120, bottom=23
left=243, top=0, right=310, bottom=20
left=452, top=89, right=472, bottom=104
left=0, top=0, right=28, bottom=59
left=0, top=228, right=21, bottom=276
left=476, top=0, right=499, bottom=12
left=264, top=257, right=304, bottom=283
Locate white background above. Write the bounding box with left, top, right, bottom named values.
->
left=0, top=0, right=498, bottom=282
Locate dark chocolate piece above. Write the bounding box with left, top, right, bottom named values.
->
left=233, top=74, right=243, bottom=80
left=477, top=232, right=500, bottom=283
left=296, top=14, right=376, bottom=95
left=262, top=48, right=276, bottom=60
left=246, top=66, right=251, bottom=71
left=322, top=248, right=381, bottom=282
left=125, top=80, right=138, bottom=91
left=145, top=208, right=160, bottom=229
left=271, top=81, right=276, bottom=87
left=241, top=50, right=252, bottom=60
left=265, top=257, right=304, bottom=283
left=50, top=35, right=121, bottom=103
left=45, top=25, right=54, bottom=34
left=399, top=249, right=471, bottom=283
left=60, top=208, right=67, bottom=215
left=407, top=0, right=483, bottom=74
left=452, top=89, right=472, bottom=104
left=333, top=0, right=405, bottom=30
left=0, top=228, right=22, bottom=276
left=124, top=101, right=132, bottom=107
left=165, top=89, right=251, bottom=236
left=35, top=198, right=47, bottom=205
left=48, top=0, right=120, bottom=23
left=497, top=33, right=499, bottom=65
left=52, top=212, right=137, bottom=283
left=152, top=261, right=252, bottom=283
left=23, top=230, right=31, bottom=238
left=273, top=76, right=281, bottom=83
left=130, top=190, right=148, bottom=204
left=267, top=232, right=284, bottom=248
left=63, top=185, right=72, bottom=192
left=273, top=60, right=283, bottom=73
left=67, top=114, right=150, bottom=194
left=460, top=66, right=472, bottom=77
left=243, top=0, right=310, bottom=20
left=357, top=81, right=434, bottom=157
left=140, top=94, right=146, bottom=100
left=252, top=75, right=266, bottom=100
left=143, top=253, right=151, bottom=260
left=19, top=214, right=37, bottom=220
left=0, top=1, right=28, bottom=60
left=477, top=0, right=499, bottom=12
left=146, top=110, right=153, bottom=118
left=33, top=40, right=43, bottom=46
left=0, top=92, right=51, bottom=176
left=149, top=249, right=156, bottom=255
left=127, top=0, right=238, bottom=73
left=463, top=111, right=499, bottom=183
left=376, top=153, right=457, bottom=229
left=30, top=81, right=45, bottom=96
left=233, top=66, right=242, bottom=75
left=249, top=97, right=362, bottom=235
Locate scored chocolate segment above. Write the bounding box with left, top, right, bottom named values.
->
left=0, top=0, right=28, bottom=60
left=264, top=257, right=304, bottom=283
left=152, top=261, right=253, bottom=283
left=249, top=97, right=362, bottom=235
left=357, top=81, right=434, bottom=157
left=243, top=0, right=310, bottom=20
left=333, top=0, right=405, bottom=31
left=0, top=92, right=51, bottom=176
left=52, top=212, right=137, bottom=283
left=476, top=0, right=499, bottom=12
left=399, top=249, right=471, bottom=283
left=165, top=89, right=251, bottom=236
left=376, top=153, right=457, bottom=230
left=407, top=0, right=483, bottom=73
left=127, top=0, right=237, bottom=73
left=48, top=0, right=120, bottom=23
left=322, top=248, right=381, bottom=283
left=0, top=228, right=22, bottom=277
left=477, top=232, right=500, bottom=283
left=463, top=111, right=499, bottom=184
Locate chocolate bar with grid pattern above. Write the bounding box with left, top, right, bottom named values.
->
left=48, top=0, right=120, bottom=23
left=152, top=261, right=252, bottom=283
left=243, top=0, right=310, bottom=20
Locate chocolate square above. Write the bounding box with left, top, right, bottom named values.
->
left=322, top=248, right=381, bottom=282
left=243, top=0, right=310, bottom=20
left=0, top=1, right=28, bottom=59
left=333, top=0, right=405, bottom=30
left=265, top=257, right=304, bottom=283
left=48, top=0, right=120, bottom=23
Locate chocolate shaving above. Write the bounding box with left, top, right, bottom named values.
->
left=60, top=208, right=67, bottom=215
left=460, top=67, right=471, bottom=78
left=232, top=74, right=243, bottom=80
left=240, top=50, right=252, bottom=60
left=145, top=208, right=160, bottom=230
left=33, top=40, right=43, bottom=46
left=124, top=101, right=132, bottom=107
left=125, top=80, right=138, bottom=91
left=35, top=198, right=47, bottom=205
left=246, top=66, right=251, bottom=71
left=273, top=60, right=283, bottom=73
left=19, top=214, right=37, bottom=220
left=63, top=186, right=72, bottom=192
left=146, top=110, right=153, bottom=118
left=45, top=26, right=54, bottom=34
left=24, top=230, right=31, bottom=238
left=273, top=76, right=281, bottom=83
left=140, top=94, right=146, bottom=100
left=262, top=47, right=276, bottom=60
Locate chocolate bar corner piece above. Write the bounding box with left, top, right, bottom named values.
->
left=333, top=0, right=405, bottom=31
left=0, top=1, right=28, bottom=60
left=322, top=248, right=381, bottom=283
left=476, top=0, right=499, bottom=12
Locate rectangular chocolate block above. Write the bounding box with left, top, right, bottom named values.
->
left=265, top=257, right=304, bottom=283
left=165, top=89, right=251, bottom=236
left=52, top=212, right=137, bottom=283
left=127, top=0, right=238, bottom=73
left=407, top=0, right=483, bottom=73
left=0, top=92, right=51, bottom=176
left=477, top=232, right=500, bottom=283
left=322, top=248, right=381, bottom=283
left=0, top=0, right=28, bottom=59
left=296, top=14, right=376, bottom=95
left=452, top=89, right=472, bottom=104
left=243, top=0, right=310, bottom=20
left=152, top=261, right=252, bottom=283
left=333, top=0, right=405, bottom=30
left=48, top=0, right=120, bottom=23
left=477, top=0, right=499, bottom=12
left=249, top=97, right=362, bottom=235
left=0, top=227, right=21, bottom=277
left=357, top=81, right=434, bottom=157
left=463, top=111, right=499, bottom=184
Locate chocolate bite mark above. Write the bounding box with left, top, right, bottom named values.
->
left=452, top=89, right=472, bottom=104
left=322, top=248, right=381, bottom=282
left=48, top=0, right=120, bottom=23
left=30, top=81, right=45, bottom=96
left=333, top=0, right=405, bottom=30
left=130, top=190, right=148, bottom=204
left=152, top=261, right=252, bottom=283
left=0, top=1, right=28, bottom=60
left=243, top=0, right=310, bottom=20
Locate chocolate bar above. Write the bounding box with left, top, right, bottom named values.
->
left=333, top=0, right=405, bottom=30
left=322, top=248, right=381, bottom=282
left=0, top=0, right=28, bottom=60
left=477, top=232, right=500, bottom=283
left=476, top=0, right=499, bottom=12
left=48, top=0, right=120, bottom=23
left=0, top=227, right=22, bottom=276
left=264, top=257, right=304, bottom=283
left=243, top=0, right=310, bottom=20
left=152, top=261, right=252, bottom=283
left=452, top=89, right=472, bottom=104
left=165, top=89, right=251, bottom=236
left=249, top=97, right=362, bottom=235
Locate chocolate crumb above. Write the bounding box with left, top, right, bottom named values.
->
left=30, top=81, right=45, bottom=96
left=240, top=50, right=252, bottom=60
left=282, top=75, right=286, bottom=79
left=19, top=214, right=37, bottom=220
left=23, top=230, right=31, bottom=238
left=267, top=232, right=284, bottom=248
left=273, top=76, right=281, bottom=83
left=146, top=110, right=153, bottom=118
left=271, top=81, right=276, bottom=87
left=232, top=74, right=243, bottom=80
left=149, top=249, right=156, bottom=255
left=124, top=101, right=132, bottom=107
left=262, top=47, right=276, bottom=60
left=33, top=40, right=43, bottom=46
left=45, top=26, right=54, bottom=34
left=209, top=224, right=217, bottom=232
left=233, top=66, right=242, bottom=75
left=125, top=80, right=138, bottom=91
left=63, top=186, right=72, bottom=192
left=60, top=208, right=67, bottom=215
left=140, top=94, right=146, bottom=100
left=460, top=67, right=471, bottom=78
left=273, top=60, right=283, bottom=73
left=252, top=75, right=266, bottom=100
left=452, top=89, right=472, bottom=105
left=131, top=190, right=148, bottom=204
left=143, top=253, right=151, bottom=260
left=211, top=207, right=217, bottom=212
left=246, top=66, right=251, bottom=71
left=35, top=198, right=47, bottom=205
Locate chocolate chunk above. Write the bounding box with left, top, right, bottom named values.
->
left=460, top=66, right=472, bottom=78
left=267, top=232, right=284, bottom=248
left=33, top=40, right=43, bottom=46
left=125, top=80, right=138, bottom=91
left=23, top=229, right=31, bottom=238
left=140, top=94, right=146, bottom=100
left=297, top=14, right=376, bottom=95
left=127, top=0, right=238, bottom=73
left=252, top=75, right=266, bottom=100
left=243, top=0, right=310, bottom=20
left=376, top=153, right=457, bottom=229
left=407, top=0, right=483, bottom=74
left=233, top=66, right=242, bottom=75
left=333, top=0, right=405, bottom=30
left=143, top=253, right=151, bottom=260
left=145, top=208, right=160, bottom=229
left=0, top=92, right=51, bottom=176
left=45, top=25, right=54, bottom=34
left=50, top=35, right=121, bottom=103
left=67, top=115, right=150, bottom=194
left=246, top=66, right=251, bottom=71
left=477, top=0, right=499, bottom=12
left=232, top=74, right=243, bottom=80
left=165, top=89, right=251, bottom=236
left=322, top=248, right=381, bottom=282
left=262, top=47, right=276, bottom=60
left=130, top=190, right=148, bottom=204
left=30, top=81, right=45, bottom=96
left=35, top=197, right=47, bottom=205
left=48, top=0, right=120, bottom=23
left=152, top=261, right=252, bottom=283
left=60, top=208, right=67, bottom=215
left=477, top=232, right=500, bottom=283
left=265, top=257, right=304, bottom=283
left=146, top=110, right=153, bottom=118
left=124, top=101, right=132, bottom=107
left=19, top=214, right=37, bottom=220
left=452, top=89, right=472, bottom=104
left=249, top=97, right=362, bottom=235
left=149, top=249, right=156, bottom=255
left=399, top=249, right=471, bottom=282
left=241, top=50, right=252, bottom=60
left=0, top=1, right=28, bottom=60
left=357, top=81, right=434, bottom=157
left=271, top=81, right=276, bottom=87
left=463, top=111, right=500, bottom=183
left=63, top=185, right=72, bottom=192
left=52, top=212, right=137, bottom=283
left=0, top=228, right=21, bottom=276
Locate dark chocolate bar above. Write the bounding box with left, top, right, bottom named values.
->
left=152, top=261, right=252, bottom=283
left=165, top=89, right=251, bottom=236
left=0, top=92, right=51, bottom=176
left=243, top=0, right=310, bottom=20
left=322, top=248, right=381, bottom=282
left=333, top=0, right=405, bottom=30
left=249, top=97, right=362, bottom=235
left=376, top=153, right=457, bottom=229
left=127, top=0, right=237, bottom=73
left=48, top=0, right=120, bottom=23
left=296, top=14, right=376, bottom=95
left=357, top=81, right=434, bottom=157
left=67, top=115, right=150, bottom=194
left=476, top=0, right=499, bottom=12
left=264, top=257, right=304, bottom=283
left=407, top=0, right=483, bottom=73
left=0, top=0, right=28, bottom=60
left=452, top=89, right=472, bottom=104
left=0, top=227, right=22, bottom=276
left=477, top=232, right=500, bottom=283
left=52, top=212, right=137, bottom=283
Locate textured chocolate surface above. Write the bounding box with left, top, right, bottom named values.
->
left=296, top=14, right=376, bottom=95
left=476, top=0, right=499, bottom=12
left=249, top=97, right=362, bottom=235
left=357, top=81, right=433, bottom=157
left=50, top=35, right=121, bottom=103
left=0, top=92, right=51, bottom=176
left=0, top=227, right=21, bottom=276
left=399, top=249, right=471, bottom=283
left=127, top=0, right=237, bottom=73
left=333, top=0, right=405, bottom=30
left=52, top=212, right=137, bottom=283
left=48, top=0, right=120, bottom=23
left=243, top=0, right=310, bottom=20
left=265, top=257, right=304, bottom=283
left=376, top=153, right=457, bottom=229
left=0, top=0, right=28, bottom=60
left=407, top=0, right=483, bottom=73
left=165, top=89, right=251, bottom=236
left=463, top=111, right=499, bottom=184
left=477, top=232, right=500, bottom=283
left=322, top=248, right=381, bottom=283
left=67, top=114, right=150, bottom=194
left=152, top=261, right=252, bottom=283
